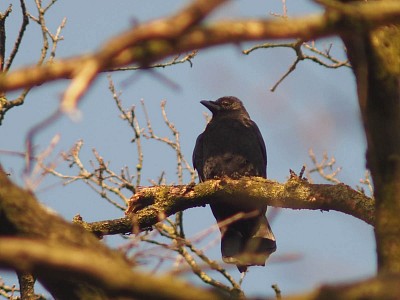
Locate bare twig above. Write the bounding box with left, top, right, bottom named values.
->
left=108, top=51, right=198, bottom=72
left=272, top=283, right=282, bottom=300
left=303, top=41, right=350, bottom=68
left=0, top=4, right=12, bottom=72
left=270, top=0, right=288, bottom=19
left=23, top=109, right=62, bottom=179
left=243, top=39, right=350, bottom=91
left=0, top=1, right=30, bottom=125
left=108, top=75, right=143, bottom=188
left=49, top=17, right=67, bottom=62
left=5, top=0, right=29, bottom=71
left=141, top=100, right=197, bottom=183
left=142, top=215, right=245, bottom=295
left=0, top=276, right=18, bottom=300
left=44, top=95, right=196, bottom=214
left=358, top=170, right=374, bottom=197
left=140, top=99, right=197, bottom=238
left=307, top=149, right=342, bottom=184
left=44, top=140, right=130, bottom=210
left=271, top=54, right=301, bottom=92
left=26, top=133, right=61, bottom=191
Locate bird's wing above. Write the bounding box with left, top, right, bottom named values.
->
left=192, top=133, right=205, bottom=181
left=249, top=120, right=267, bottom=177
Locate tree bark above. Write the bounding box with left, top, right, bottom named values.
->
left=77, top=176, right=374, bottom=238
left=1, top=0, right=400, bottom=297
left=341, top=1, right=400, bottom=273
left=0, top=167, right=225, bottom=300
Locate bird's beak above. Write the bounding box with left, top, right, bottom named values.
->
left=200, top=100, right=220, bottom=113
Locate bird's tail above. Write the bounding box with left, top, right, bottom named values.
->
left=220, top=214, right=276, bottom=272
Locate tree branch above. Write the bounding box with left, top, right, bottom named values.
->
left=285, top=273, right=400, bottom=300
left=0, top=167, right=225, bottom=299
left=0, top=238, right=225, bottom=300
left=16, top=272, right=38, bottom=300
left=77, top=176, right=374, bottom=237
left=0, top=0, right=399, bottom=105
left=2, top=241, right=400, bottom=300
left=340, top=1, right=400, bottom=274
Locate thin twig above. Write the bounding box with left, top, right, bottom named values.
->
left=108, top=75, right=143, bottom=188
left=307, top=148, right=342, bottom=183
left=0, top=4, right=12, bottom=72
left=108, top=51, right=198, bottom=72
left=5, top=0, right=29, bottom=71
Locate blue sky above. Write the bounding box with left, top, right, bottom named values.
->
left=0, top=0, right=375, bottom=298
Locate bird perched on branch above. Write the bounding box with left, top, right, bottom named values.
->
left=193, top=96, right=276, bottom=272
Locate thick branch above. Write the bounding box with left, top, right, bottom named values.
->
left=0, top=238, right=224, bottom=300
left=341, top=3, right=400, bottom=273
left=286, top=274, right=400, bottom=300
left=0, top=167, right=224, bottom=300
left=3, top=238, right=400, bottom=300
left=17, top=272, right=37, bottom=300
left=79, top=177, right=374, bottom=237
left=0, top=1, right=399, bottom=94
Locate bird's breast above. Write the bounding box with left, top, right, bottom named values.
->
left=201, top=120, right=265, bottom=179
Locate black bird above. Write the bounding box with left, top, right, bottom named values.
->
left=193, top=96, right=276, bottom=272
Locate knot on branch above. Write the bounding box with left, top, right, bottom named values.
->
left=126, top=183, right=197, bottom=215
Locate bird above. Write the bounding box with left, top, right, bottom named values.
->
left=193, top=96, right=276, bottom=272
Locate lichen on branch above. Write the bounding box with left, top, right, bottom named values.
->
left=77, top=175, right=374, bottom=238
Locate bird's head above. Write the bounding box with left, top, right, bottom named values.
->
left=201, top=96, right=248, bottom=116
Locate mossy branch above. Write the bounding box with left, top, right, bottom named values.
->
left=78, top=176, right=374, bottom=238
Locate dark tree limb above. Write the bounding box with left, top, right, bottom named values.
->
left=3, top=238, right=400, bottom=300
left=0, top=238, right=225, bottom=300
left=16, top=272, right=37, bottom=300
left=340, top=4, right=400, bottom=273
left=76, top=176, right=374, bottom=238
left=0, top=167, right=225, bottom=300
left=286, top=274, right=400, bottom=300
left=0, top=0, right=399, bottom=97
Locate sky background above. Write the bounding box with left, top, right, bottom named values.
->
left=0, top=0, right=375, bottom=298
